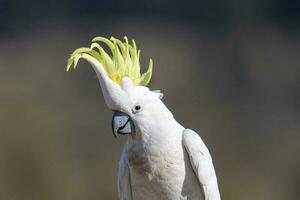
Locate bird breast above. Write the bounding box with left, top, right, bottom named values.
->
left=126, top=140, right=203, bottom=200
left=127, top=138, right=183, bottom=181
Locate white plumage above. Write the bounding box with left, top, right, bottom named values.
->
left=116, top=94, right=221, bottom=200
left=67, top=38, right=221, bottom=200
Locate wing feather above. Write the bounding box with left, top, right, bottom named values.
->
left=183, top=129, right=221, bottom=200
left=118, top=142, right=133, bottom=200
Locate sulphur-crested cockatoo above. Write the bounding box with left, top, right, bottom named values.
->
left=67, top=36, right=221, bottom=200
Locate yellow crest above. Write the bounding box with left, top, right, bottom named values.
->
left=66, top=36, right=153, bottom=86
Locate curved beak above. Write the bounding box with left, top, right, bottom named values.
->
left=111, top=111, right=135, bottom=138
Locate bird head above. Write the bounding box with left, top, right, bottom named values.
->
left=67, top=36, right=168, bottom=138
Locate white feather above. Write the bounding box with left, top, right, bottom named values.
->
left=183, top=129, right=221, bottom=200
left=118, top=142, right=133, bottom=200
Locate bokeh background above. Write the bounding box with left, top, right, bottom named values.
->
left=1, top=0, right=300, bottom=199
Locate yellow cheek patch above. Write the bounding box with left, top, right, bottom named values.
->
left=66, top=36, right=153, bottom=86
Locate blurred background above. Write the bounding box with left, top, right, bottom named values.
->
left=0, top=0, right=300, bottom=199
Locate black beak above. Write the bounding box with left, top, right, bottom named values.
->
left=111, top=111, right=135, bottom=138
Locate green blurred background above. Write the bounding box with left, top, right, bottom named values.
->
left=0, top=0, right=300, bottom=199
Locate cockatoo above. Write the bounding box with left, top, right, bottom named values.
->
left=67, top=36, right=221, bottom=200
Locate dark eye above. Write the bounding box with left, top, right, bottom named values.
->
left=134, top=105, right=141, bottom=111
left=132, top=104, right=142, bottom=114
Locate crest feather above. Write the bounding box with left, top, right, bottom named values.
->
left=66, top=36, right=153, bottom=86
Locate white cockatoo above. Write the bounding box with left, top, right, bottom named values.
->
left=67, top=36, right=221, bottom=200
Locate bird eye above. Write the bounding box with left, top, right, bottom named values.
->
left=132, top=104, right=142, bottom=114
left=134, top=105, right=141, bottom=111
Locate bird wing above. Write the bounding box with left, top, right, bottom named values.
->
left=118, top=142, right=133, bottom=200
left=182, top=129, right=221, bottom=200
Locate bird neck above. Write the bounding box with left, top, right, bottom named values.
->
left=129, top=110, right=184, bottom=145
